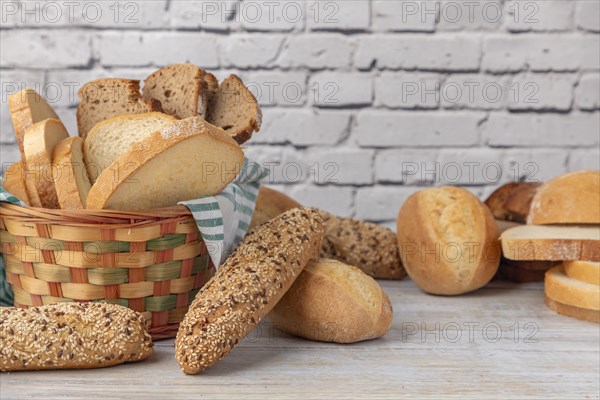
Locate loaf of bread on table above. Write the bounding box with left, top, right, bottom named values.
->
left=2, top=161, right=30, bottom=204
left=0, top=302, right=153, bottom=371
left=77, top=78, right=162, bottom=138
left=528, top=170, right=600, bottom=225
left=23, top=118, right=69, bottom=209
left=501, top=225, right=600, bottom=261
left=143, top=64, right=209, bottom=119
left=86, top=117, right=243, bottom=211
left=397, top=186, right=501, bottom=295
left=83, top=112, right=176, bottom=182
left=175, top=208, right=324, bottom=375
left=545, top=265, right=599, bottom=322
left=269, top=259, right=393, bottom=343
left=563, top=260, right=599, bottom=285
left=485, top=182, right=540, bottom=223
left=205, top=74, right=262, bottom=144
left=8, top=88, right=60, bottom=160
left=52, top=136, right=92, bottom=209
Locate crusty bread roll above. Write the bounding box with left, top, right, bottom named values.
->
left=175, top=208, right=324, bottom=375
left=485, top=182, right=540, bottom=223
left=528, top=170, right=600, bottom=225
left=320, top=211, right=406, bottom=280
left=86, top=117, right=243, bottom=211
left=269, top=259, right=393, bottom=343
left=52, top=136, right=92, bottom=209
left=249, top=186, right=302, bottom=231
left=23, top=118, right=69, bottom=209
left=563, top=260, right=599, bottom=286
left=0, top=303, right=153, bottom=371
left=2, top=161, right=30, bottom=204
left=501, top=225, right=600, bottom=261
left=397, top=186, right=501, bottom=295
left=544, top=296, right=599, bottom=323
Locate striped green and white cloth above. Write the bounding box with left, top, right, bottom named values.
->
left=0, top=158, right=268, bottom=307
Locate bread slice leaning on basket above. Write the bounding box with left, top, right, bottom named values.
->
left=86, top=117, right=244, bottom=211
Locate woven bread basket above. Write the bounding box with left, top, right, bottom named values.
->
left=0, top=203, right=215, bottom=340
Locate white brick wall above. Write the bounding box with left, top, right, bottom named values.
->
left=1, top=0, right=599, bottom=228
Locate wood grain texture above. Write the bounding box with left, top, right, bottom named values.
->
left=1, top=280, right=598, bottom=400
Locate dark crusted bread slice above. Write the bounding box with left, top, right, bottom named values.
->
left=143, top=64, right=208, bottom=119
left=206, top=74, right=262, bottom=145
left=77, top=78, right=162, bottom=139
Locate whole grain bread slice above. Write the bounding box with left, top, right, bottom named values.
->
left=77, top=78, right=163, bottom=139
left=8, top=88, right=60, bottom=160
left=86, top=117, right=244, bottom=211
left=23, top=118, right=70, bottom=209
left=206, top=75, right=262, bottom=144
left=83, top=112, right=176, bottom=182
left=52, top=136, right=92, bottom=209
left=143, top=64, right=208, bottom=119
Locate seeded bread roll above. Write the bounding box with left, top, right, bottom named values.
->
left=320, top=211, right=406, bottom=280
left=270, top=259, right=393, bottom=343
left=175, top=208, right=324, bottom=375
left=0, top=303, right=153, bottom=371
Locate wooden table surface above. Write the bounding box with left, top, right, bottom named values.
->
left=1, top=280, right=598, bottom=400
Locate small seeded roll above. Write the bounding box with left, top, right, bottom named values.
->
left=175, top=208, right=324, bottom=374
left=0, top=303, right=153, bottom=371
left=320, top=211, right=406, bottom=280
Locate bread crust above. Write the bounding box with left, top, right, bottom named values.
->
left=175, top=208, right=324, bottom=374
left=563, top=260, right=600, bottom=285
left=3, top=161, right=30, bottom=204
left=485, top=182, right=540, bottom=223
left=545, top=265, right=600, bottom=311
left=0, top=302, right=153, bottom=371
left=52, top=136, right=92, bottom=209
left=397, top=186, right=501, bottom=295
left=86, top=117, right=242, bottom=210
left=528, top=170, right=600, bottom=225
left=544, top=295, right=600, bottom=323
left=269, top=259, right=393, bottom=343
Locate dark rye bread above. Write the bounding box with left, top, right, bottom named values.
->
left=0, top=303, right=153, bottom=371
left=175, top=208, right=324, bottom=375
left=143, top=64, right=208, bottom=119
left=77, top=78, right=162, bottom=138
left=319, top=211, right=407, bottom=280
left=206, top=74, right=262, bottom=145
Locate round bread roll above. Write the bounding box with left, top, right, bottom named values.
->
left=397, top=186, right=501, bottom=295
left=269, top=259, right=393, bottom=343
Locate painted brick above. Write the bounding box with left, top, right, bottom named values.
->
left=277, top=34, right=354, bottom=69
left=243, top=71, right=307, bottom=107
left=576, top=0, right=600, bottom=32
left=504, top=1, right=573, bottom=32
left=441, top=74, right=510, bottom=110
left=375, top=149, right=439, bottom=184
left=307, top=149, right=374, bottom=185
left=355, top=186, right=414, bottom=221
left=501, top=149, right=568, bottom=182
left=289, top=185, right=355, bottom=217
left=307, top=0, right=370, bottom=31
left=375, top=72, right=442, bottom=109
left=437, top=148, right=504, bottom=185
left=170, top=0, right=237, bottom=31
left=437, top=0, right=503, bottom=31
left=372, top=0, right=437, bottom=32
left=221, top=34, right=285, bottom=68
left=310, top=72, right=373, bottom=107
left=569, top=149, right=600, bottom=171
left=576, top=74, right=600, bottom=110
left=507, top=73, right=576, bottom=111
left=240, top=0, right=305, bottom=32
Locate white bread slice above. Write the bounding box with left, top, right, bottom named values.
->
left=86, top=117, right=244, bottom=211
left=528, top=170, right=600, bottom=225
left=83, top=112, right=176, bottom=183
left=545, top=265, right=599, bottom=311
left=495, top=219, right=521, bottom=234
left=206, top=74, right=262, bottom=145
left=563, top=260, right=600, bottom=286
left=77, top=78, right=163, bottom=139
left=2, top=161, right=31, bottom=204
left=501, top=225, right=600, bottom=261
left=143, top=64, right=208, bottom=119
left=23, top=119, right=69, bottom=209
left=52, top=137, right=92, bottom=209
left=8, top=88, right=60, bottom=160
left=544, top=296, right=599, bottom=323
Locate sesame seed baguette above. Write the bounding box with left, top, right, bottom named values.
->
left=0, top=303, right=153, bottom=372
left=175, top=208, right=324, bottom=375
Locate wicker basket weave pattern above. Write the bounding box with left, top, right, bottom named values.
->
left=0, top=203, right=215, bottom=340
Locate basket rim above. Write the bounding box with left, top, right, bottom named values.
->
left=0, top=203, right=194, bottom=226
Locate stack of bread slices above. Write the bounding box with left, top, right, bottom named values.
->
left=3, top=64, right=260, bottom=211
left=493, top=171, right=600, bottom=322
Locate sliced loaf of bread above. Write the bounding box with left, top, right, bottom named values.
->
left=545, top=265, right=599, bottom=314
left=2, top=161, right=31, bottom=204
left=143, top=64, right=208, bottom=119
left=83, top=112, right=176, bottom=182
left=86, top=117, right=244, bottom=211
left=77, top=78, right=163, bottom=138
left=52, top=136, right=92, bottom=209
left=23, top=119, right=70, bottom=209
left=206, top=74, right=262, bottom=144
left=563, top=260, right=599, bottom=285
left=8, top=88, right=60, bottom=160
